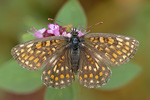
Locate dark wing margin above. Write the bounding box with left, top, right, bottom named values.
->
left=42, top=47, right=75, bottom=88
left=78, top=43, right=111, bottom=88
left=82, top=33, right=139, bottom=66
left=11, top=36, right=68, bottom=70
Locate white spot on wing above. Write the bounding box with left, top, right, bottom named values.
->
left=61, top=80, right=64, bottom=84
left=20, top=44, right=24, bottom=47
left=89, top=66, right=92, bottom=70
left=27, top=43, right=34, bottom=48
left=90, top=80, right=94, bottom=83
left=116, top=37, right=123, bottom=42
left=61, top=67, right=64, bottom=71
left=56, top=70, right=59, bottom=73
left=43, top=71, right=46, bottom=75
left=53, top=65, right=57, bottom=72
left=95, top=63, right=99, bottom=69
left=65, top=66, right=68, bottom=70
left=125, top=37, right=130, bottom=40
left=94, top=68, right=97, bottom=72
left=55, top=82, right=58, bottom=85
left=25, top=61, right=29, bottom=65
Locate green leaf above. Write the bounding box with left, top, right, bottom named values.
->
left=45, top=80, right=80, bottom=100
left=55, top=0, right=87, bottom=28
left=98, top=62, right=141, bottom=90
left=0, top=60, right=42, bottom=93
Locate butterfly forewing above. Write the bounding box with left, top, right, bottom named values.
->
left=42, top=47, right=75, bottom=88
left=78, top=43, right=111, bottom=88
left=11, top=36, right=68, bottom=70
left=83, top=33, right=139, bottom=66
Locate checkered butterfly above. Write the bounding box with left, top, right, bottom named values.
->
left=11, top=31, right=139, bottom=88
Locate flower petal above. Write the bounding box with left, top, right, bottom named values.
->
left=48, top=23, right=54, bottom=29
left=66, top=33, right=71, bottom=37
left=48, top=23, right=59, bottom=30
left=53, top=30, right=60, bottom=36
left=47, top=30, right=53, bottom=34
left=78, top=31, right=84, bottom=37
left=38, top=28, right=46, bottom=33
left=33, top=32, right=44, bottom=38
left=62, top=32, right=71, bottom=37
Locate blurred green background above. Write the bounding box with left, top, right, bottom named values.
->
left=0, top=0, right=149, bottom=100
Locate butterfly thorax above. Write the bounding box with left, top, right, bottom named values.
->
left=70, top=30, right=80, bottom=73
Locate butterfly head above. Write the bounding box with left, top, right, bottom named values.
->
left=71, top=28, right=79, bottom=37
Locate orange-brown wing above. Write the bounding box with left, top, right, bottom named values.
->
left=82, top=33, right=139, bottom=66
left=42, top=47, right=75, bottom=88
left=11, top=36, right=68, bottom=70
left=78, top=43, right=111, bottom=88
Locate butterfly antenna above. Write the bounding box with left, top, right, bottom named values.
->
left=48, top=18, right=66, bottom=25
left=85, top=21, right=103, bottom=30
left=48, top=18, right=73, bottom=30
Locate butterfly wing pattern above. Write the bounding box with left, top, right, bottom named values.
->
left=11, top=36, right=68, bottom=71
left=42, top=47, right=75, bottom=88
left=82, top=33, right=139, bottom=66
left=78, top=43, right=111, bottom=88
left=11, top=31, right=139, bottom=88
left=77, top=33, right=138, bottom=88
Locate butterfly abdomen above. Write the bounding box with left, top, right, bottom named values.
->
left=70, top=48, right=80, bottom=73
left=70, top=36, right=80, bottom=73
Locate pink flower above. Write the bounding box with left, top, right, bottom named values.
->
left=72, top=24, right=90, bottom=37
left=27, top=27, right=54, bottom=38
left=43, top=30, right=54, bottom=37
left=47, top=23, right=60, bottom=36
left=33, top=28, right=46, bottom=38
left=27, top=23, right=89, bottom=38
left=27, top=27, right=46, bottom=38
left=62, top=32, right=71, bottom=37
left=59, top=26, right=67, bottom=34
left=76, top=25, right=84, bottom=37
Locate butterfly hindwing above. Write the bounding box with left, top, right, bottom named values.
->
left=78, top=43, right=111, bottom=88
left=83, top=33, right=139, bottom=66
left=42, top=47, right=75, bottom=88
left=11, top=36, right=68, bottom=70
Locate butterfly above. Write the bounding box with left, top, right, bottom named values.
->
left=11, top=29, right=139, bottom=88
